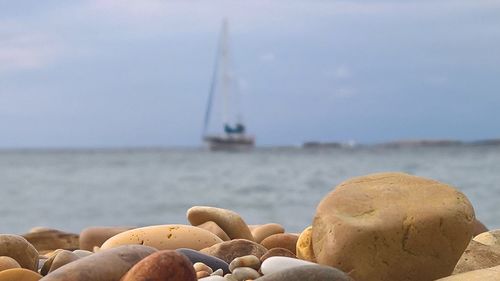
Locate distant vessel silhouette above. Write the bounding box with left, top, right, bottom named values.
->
left=202, top=20, right=255, bottom=151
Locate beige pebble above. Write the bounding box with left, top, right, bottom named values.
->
left=0, top=268, right=42, bottom=281
left=251, top=224, right=284, bottom=243
left=100, top=224, right=223, bottom=251
left=296, top=226, right=315, bottom=262
left=231, top=267, right=260, bottom=281
left=473, top=229, right=500, bottom=246
left=0, top=256, right=21, bottom=272
left=197, top=221, right=231, bottom=241
left=187, top=206, right=253, bottom=241
left=79, top=226, right=133, bottom=251
left=229, top=255, right=260, bottom=272
left=260, top=233, right=298, bottom=254
left=194, top=262, right=213, bottom=274
left=197, top=270, right=211, bottom=279
left=0, top=234, right=39, bottom=271
left=211, top=268, right=224, bottom=276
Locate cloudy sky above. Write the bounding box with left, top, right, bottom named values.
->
left=1, top=0, right=499, bottom=148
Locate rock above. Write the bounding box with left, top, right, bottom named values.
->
left=473, top=229, right=500, bottom=246
left=260, top=256, right=315, bottom=275
left=187, top=206, right=253, bottom=240
left=255, top=264, right=352, bottom=281
left=0, top=256, right=21, bottom=272
left=232, top=267, right=260, bottom=280
left=197, top=221, right=231, bottom=241
left=251, top=224, right=285, bottom=243
left=194, top=262, right=213, bottom=274
left=437, top=264, right=500, bottom=280
left=100, top=224, right=223, bottom=251
left=79, top=226, right=132, bottom=251
left=121, top=250, right=196, bottom=281
left=296, top=226, right=315, bottom=262
left=39, top=245, right=156, bottom=281
left=176, top=248, right=230, bottom=274
left=473, top=220, right=488, bottom=236
left=453, top=239, right=500, bottom=274
left=40, top=250, right=80, bottom=275
left=198, top=276, right=225, bottom=281
left=260, top=233, right=298, bottom=254
left=197, top=271, right=211, bottom=279
left=313, top=172, right=475, bottom=281
left=201, top=239, right=267, bottom=264
left=72, top=250, right=93, bottom=258
left=229, top=255, right=260, bottom=272
left=260, top=248, right=296, bottom=262
left=0, top=268, right=42, bottom=281
left=0, top=234, right=39, bottom=271
left=211, top=268, right=223, bottom=276
left=22, top=229, right=79, bottom=253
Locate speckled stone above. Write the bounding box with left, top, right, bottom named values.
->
left=176, top=248, right=230, bottom=274
left=453, top=239, right=500, bottom=274
left=255, top=264, right=351, bottom=281
left=201, top=239, right=267, bottom=264
left=437, top=264, right=500, bottom=280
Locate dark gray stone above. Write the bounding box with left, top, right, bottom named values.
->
left=176, top=248, right=230, bottom=274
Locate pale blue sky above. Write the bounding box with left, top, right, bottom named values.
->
left=1, top=0, right=499, bottom=148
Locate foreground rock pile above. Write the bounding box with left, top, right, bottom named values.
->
left=0, top=172, right=499, bottom=280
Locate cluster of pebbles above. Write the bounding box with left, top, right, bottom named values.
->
left=1, top=172, right=500, bottom=281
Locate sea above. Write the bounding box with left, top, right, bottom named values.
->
left=1, top=145, right=499, bottom=235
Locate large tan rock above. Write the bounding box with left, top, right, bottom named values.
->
left=453, top=230, right=500, bottom=274
left=437, top=264, right=500, bottom=280
left=22, top=229, right=79, bottom=253
left=0, top=234, right=39, bottom=271
left=313, top=172, right=475, bottom=281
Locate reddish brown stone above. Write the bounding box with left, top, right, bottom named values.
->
left=121, top=250, right=196, bottom=281
left=260, top=247, right=297, bottom=262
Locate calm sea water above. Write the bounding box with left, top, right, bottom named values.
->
left=1, top=146, right=499, bottom=235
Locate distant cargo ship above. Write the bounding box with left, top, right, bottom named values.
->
left=202, top=20, right=255, bottom=151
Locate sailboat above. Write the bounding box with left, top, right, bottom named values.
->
left=202, top=20, right=255, bottom=151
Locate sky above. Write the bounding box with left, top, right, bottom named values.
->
left=1, top=0, right=499, bottom=148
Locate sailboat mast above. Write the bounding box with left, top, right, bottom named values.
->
left=221, top=19, right=230, bottom=129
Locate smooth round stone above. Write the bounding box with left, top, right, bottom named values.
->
left=40, top=245, right=156, bottom=281
left=229, top=255, right=260, bottom=272
left=201, top=239, right=268, bottom=264
left=313, top=172, right=475, bottom=281
left=453, top=239, right=500, bottom=274
left=121, top=250, right=196, bottom=281
left=211, top=268, right=223, bottom=276
left=0, top=268, right=42, bottom=281
left=72, top=250, right=93, bottom=258
left=438, top=264, right=500, bottom=280
left=100, top=224, right=223, bottom=251
left=260, top=256, right=315, bottom=276
left=194, top=262, right=213, bottom=274
left=187, top=206, right=254, bottom=241
left=251, top=224, right=285, bottom=243
left=255, top=264, right=351, bottom=281
left=260, top=233, right=298, bottom=254
left=0, top=256, right=21, bottom=272
left=473, top=229, right=500, bottom=246
left=296, top=226, right=315, bottom=262
left=41, top=250, right=80, bottom=275
left=197, top=271, right=211, bottom=279
left=176, top=248, right=230, bottom=274
left=22, top=229, right=79, bottom=252
left=232, top=267, right=260, bottom=280
left=197, top=221, right=231, bottom=241
left=199, top=276, right=225, bottom=281
left=260, top=248, right=296, bottom=262
left=79, top=226, right=132, bottom=251
left=0, top=234, right=39, bottom=271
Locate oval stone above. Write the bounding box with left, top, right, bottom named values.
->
left=313, top=172, right=475, bottom=281
left=0, top=268, right=42, bottom=281
left=121, top=250, right=196, bottom=281
left=260, top=233, right=298, bottom=254
left=260, top=248, right=296, bottom=262
left=79, top=226, right=133, bottom=251
left=0, top=256, right=21, bottom=272
left=196, top=221, right=231, bottom=241
left=255, top=264, right=351, bottom=281
left=0, top=234, right=39, bottom=271
left=229, top=255, right=260, bottom=272
left=39, top=245, right=156, bottom=281
left=100, top=225, right=223, bottom=251
left=201, top=239, right=267, bottom=264
left=176, top=248, right=230, bottom=274
left=232, top=267, right=260, bottom=280
left=251, top=224, right=285, bottom=243
left=260, top=256, right=316, bottom=275
left=187, top=206, right=253, bottom=241
left=22, top=229, right=79, bottom=252
left=45, top=250, right=80, bottom=274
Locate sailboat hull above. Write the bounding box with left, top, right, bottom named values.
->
left=204, top=135, right=255, bottom=151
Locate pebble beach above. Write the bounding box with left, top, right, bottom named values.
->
left=1, top=171, right=500, bottom=280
